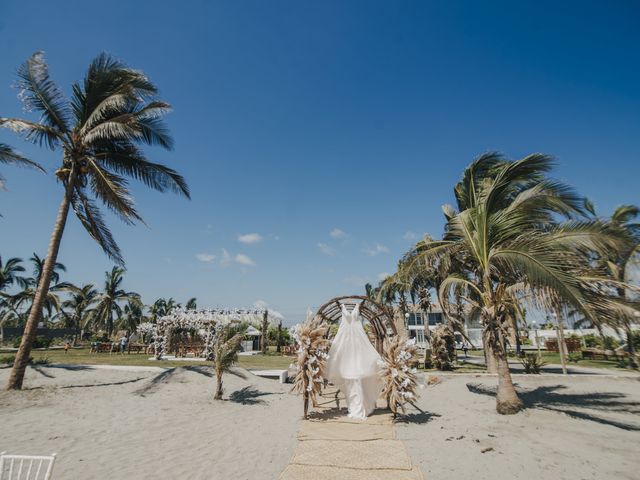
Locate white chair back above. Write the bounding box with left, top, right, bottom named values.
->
left=0, top=453, right=56, bottom=480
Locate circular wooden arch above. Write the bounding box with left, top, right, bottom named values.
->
left=314, top=295, right=397, bottom=353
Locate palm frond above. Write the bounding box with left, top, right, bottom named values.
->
left=15, top=51, right=71, bottom=133
left=71, top=187, right=124, bottom=265
left=85, top=158, right=143, bottom=224
left=0, top=118, right=64, bottom=149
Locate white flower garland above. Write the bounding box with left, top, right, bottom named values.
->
left=147, top=307, right=266, bottom=359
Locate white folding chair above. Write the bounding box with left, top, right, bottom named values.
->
left=0, top=452, right=56, bottom=480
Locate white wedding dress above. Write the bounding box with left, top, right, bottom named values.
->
left=325, top=303, right=382, bottom=419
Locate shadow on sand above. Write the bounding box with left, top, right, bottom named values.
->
left=467, top=382, right=640, bottom=431
left=228, top=386, right=277, bottom=405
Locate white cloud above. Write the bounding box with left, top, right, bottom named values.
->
left=403, top=231, right=418, bottom=241
left=238, top=233, right=263, bottom=244
left=330, top=228, right=348, bottom=240
left=377, top=272, right=391, bottom=281
left=363, top=243, right=390, bottom=256
left=317, top=242, right=335, bottom=256
left=196, top=253, right=216, bottom=263
left=235, top=253, right=256, bottom=266
left=220, top=248, right=232, bottom=267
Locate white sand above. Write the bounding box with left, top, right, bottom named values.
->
left=0, top=365, right=300, bottom=480
left=397, top=374, right=640, bottom=480
left=3, top=366, right=639, bottom=480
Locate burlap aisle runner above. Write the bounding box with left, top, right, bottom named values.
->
left=280, top=388, right=424, bottom=480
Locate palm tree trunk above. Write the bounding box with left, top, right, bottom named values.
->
left=6, top=167, right=77, bottom=390
left=555, top=309, right=568, bottom=375
left=625, top=323, right=638, bottom=369
left=495, top=344, right=523, bottom=414
left=214, top=372, right=223, bottom=400
left=276, top=320, right=282, bottom=353
left=261, top=310, right=268, bottom=354
left=483, top=328, right=498, bottom=373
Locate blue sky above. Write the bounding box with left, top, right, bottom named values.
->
left=1, top=1, right=639, bottom=325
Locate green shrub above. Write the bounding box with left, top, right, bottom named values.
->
left=568, top=352, right=582, bottom=363
left=582, top=334, right=620, bottom=350
left=32, top=356, right=50, bottom=365
left=520, top=354, right=546, bottom=374
left=583, top=334, right=600, bottom=348
left=602, top=336, right=620, bottom=350
left=12, top=336, right=51, bottom=349
left=90, top=334, right=110, bottom=342
left=0, top=355, right=16, bottom=365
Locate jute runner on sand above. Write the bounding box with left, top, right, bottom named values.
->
left=279, top=389, right=424, bottom=480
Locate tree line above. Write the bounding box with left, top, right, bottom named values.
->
left=0, top=254, right=196, bottom=343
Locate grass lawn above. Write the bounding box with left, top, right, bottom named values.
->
left=0, top=347, right=295, bottom=370
left=467, top=350, right=637, bottom=372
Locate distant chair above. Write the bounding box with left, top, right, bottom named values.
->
left=0, top=452, right=56, bottom=480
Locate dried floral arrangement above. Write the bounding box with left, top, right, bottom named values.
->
left=379, top=336, right=420, bottom=416
left=290, top=315, right=331, bottom=418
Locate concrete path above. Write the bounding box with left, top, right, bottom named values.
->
left=280, top=388, right=424, bottom=480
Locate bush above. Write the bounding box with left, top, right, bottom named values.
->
left=0, top=355, right=40, bottom=366
left=602, top=336, right=620, bottom=350
left=12, top=335, right=51, bottom=349
left=520, top=354, right=546, bottom=374
left=582, top=334, right=620, bottom=350
left=0, top=355, right=16, bottom=365
left=568, top=353, right=582, bottom=363
left=583, top=334, right=600, bottom=348
left=90, top=334, right=110, bottom=342
left=49, top=336, right=70, bottom=346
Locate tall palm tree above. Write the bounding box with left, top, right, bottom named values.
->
left=117, top=298, right=144, bottom=334
left=603, top=205, right=640, bottom=368
left=60, top=283, right=99, bottom=343
left=402, top=153, right=625, bottom=414
left=149, top=298, right=167, bottom=322
left=94, top=267, right=139, bottom=337
left=2, top=52, right=189, bottom=389
left=0, top=256, right=27, bottom=293
left=11, top=254, right=68, bottom=326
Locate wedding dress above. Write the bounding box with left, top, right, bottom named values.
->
left=326, top=303, right=382, bottom=419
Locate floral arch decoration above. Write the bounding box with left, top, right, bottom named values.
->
left=137, top=308, right=267, bottom=360
left=291, top=295, right=415, bottom=419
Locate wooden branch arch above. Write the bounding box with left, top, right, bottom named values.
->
left=314, top=295, right=397, bottom=353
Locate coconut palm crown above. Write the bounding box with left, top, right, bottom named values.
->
left=2, top=51, right=189, bottom=390
left=399, top=153, right=627, bottom=414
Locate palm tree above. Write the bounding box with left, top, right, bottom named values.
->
left=0, top=143, right=44, bottom=208
left=60, top=284, right=99, bottom=343
left=603, top=205, right=640, bottom=368
left=0, top=256, right=27, bottom=294
left=117, top=298, right=144, bottom=334
left=149, top=298, right=167, bottom=322
left=0, top=257, right=27, bottom=342
left=1, top=52, right=189, bottom=389
left=402, top=153, right=625, bottom=414
left=212, top=327, right=245, bottom=400
left=11, top=254, right=68, bottom=327
left=185, top=297, right=197, bottom=310
left=93, top=267, right=139, bottom=337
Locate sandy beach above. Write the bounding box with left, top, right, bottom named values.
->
left=398, top=374, right=640, bottom=480
left=0, top=365, right=300, bottom=480
left=2, top=365, right=639, bottom=479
